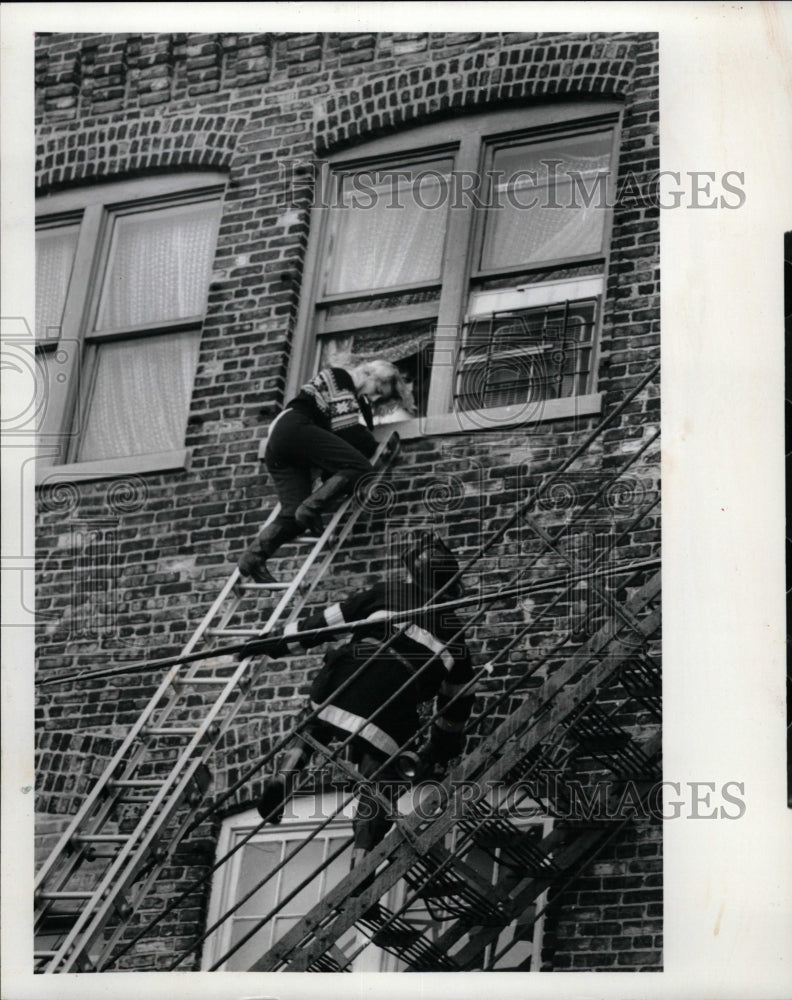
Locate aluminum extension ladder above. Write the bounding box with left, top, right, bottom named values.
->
left=33, top=430, right=401, bottom=974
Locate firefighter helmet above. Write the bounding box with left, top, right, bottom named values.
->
left=402, top=532, right=461, bottom=595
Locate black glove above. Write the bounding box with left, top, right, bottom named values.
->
left=239, top=634, right=290, bottom=660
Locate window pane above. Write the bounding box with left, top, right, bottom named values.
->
left=95, top=200, right=220, bottom=331
left=278, top=839, right=325, bottom=914
left=322, top=162, right=452, bottom=295
left=36, top=223, right=80, bottom=341
left=222, top=831, right=353, bottom=971
left=76, top=329, right=201, bottom=461
left=481, top=132, right=612, bottom=270
left=455, top=299, right=597, bottom=411
left=227, top=918, right=275, bottom=971
left=234, top=842, right=282, bottom=918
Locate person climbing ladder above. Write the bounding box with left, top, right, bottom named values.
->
left=241, top=532, right=475, bottom=863
left=238, top=360, right=412, bottom=584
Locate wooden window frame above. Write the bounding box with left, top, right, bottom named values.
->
left=35, top=173, right=226, bottom=484
left=288, top=103, right=622, bottom=440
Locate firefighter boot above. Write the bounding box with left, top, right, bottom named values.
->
left=238, top=521, right=295, bottom=585
left=255, top=744, right=309, bottom=824
left=256, top=777, right=287, bottom=823
left=294, top=473, right=354, bottom=536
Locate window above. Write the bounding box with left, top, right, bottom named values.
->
left=203, top=794, right=390, bottom=971
left=289, top=104, right=620, bottom=436
left=204, top=790, right=549, bottom=972
left=35, top=174, right=224, bottom=479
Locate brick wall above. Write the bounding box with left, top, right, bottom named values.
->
left=34, top=30, right=660, bottom=971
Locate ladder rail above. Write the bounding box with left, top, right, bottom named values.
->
left=35, top=431, right=400, bottom=970
left=35, top=553, right=271, bottom=895
left=43, top=652, right=261, bottom=971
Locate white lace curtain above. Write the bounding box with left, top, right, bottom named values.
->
left=78, top=201, right=218, bottom=461
left=323, top=169, right=451, bottom=295
left=35, top=224, right=79, bottom=340
left=95, top=202, right=218, bottom=330
left=77, top=330, right=202, bottom=461
left=483, top=140, right=612, bottom=270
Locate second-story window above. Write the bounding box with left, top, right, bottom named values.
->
left=290, top=103, right=620, bottom=434
left=35, top=173, right=224, bottom=473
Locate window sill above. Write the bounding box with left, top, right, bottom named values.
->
left=374, top=392, right=603, bottom=441
left=35, top=448, right=191, bottom=486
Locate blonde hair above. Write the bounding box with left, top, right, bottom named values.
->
left=352, top=359, right=415, bottom=415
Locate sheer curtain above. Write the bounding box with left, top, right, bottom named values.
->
left=36, top=224, right=80, bottom=339
left=78, top=200, right=218, bottom=461
left=95, top=202, right=219, bottom=330
left=323, top=167, right=451, bottom=295
left=77, top=330, right=202, bottom=461
left=482, top=137, right=612, bottom=270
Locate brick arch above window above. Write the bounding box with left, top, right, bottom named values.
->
left=35, top=111, right=246, bottom=194
left=315, top=40, right=637, bottom=154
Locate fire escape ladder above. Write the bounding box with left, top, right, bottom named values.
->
left=443, top=730, right=662, bottom=971
left=33, top=431, right=402, bottom=974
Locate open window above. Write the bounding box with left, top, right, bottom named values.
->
left=35, top=173, right=224, bottom=480
left=289, top=103, right=620, bottom=436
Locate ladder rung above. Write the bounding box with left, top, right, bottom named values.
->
left=235, top=581, right=291, bottom=591
left=109, top=777, right=162, bottom=787
left=172, top=676, right=229, bottom=685
left=35, top=950, right=58, bottom=958
left=145, top=727, right=196, bottom=736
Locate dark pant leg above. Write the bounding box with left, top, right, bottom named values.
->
left=248, top=409, right=374, bottom=565
left=352, top=747, right=405, bottom=853
left=267, top=409, right=373, bottom=491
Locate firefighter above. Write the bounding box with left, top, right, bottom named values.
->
left=242, top=533, right=475, bottom=862
left=238, top=360, right=412, bottom=584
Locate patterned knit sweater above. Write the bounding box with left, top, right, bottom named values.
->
left=288, top=367, right=373, bottom=434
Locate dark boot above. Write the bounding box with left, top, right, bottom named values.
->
left=294, top=473, right=353, bottom=532
left=256, top=743, right=310, bottom=823
left=256, top=776, right=287, bottom=823
left=238, top=520, right=296, bottom=584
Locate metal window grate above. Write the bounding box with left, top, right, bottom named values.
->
left=455, top=298, right=598, bottom=412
